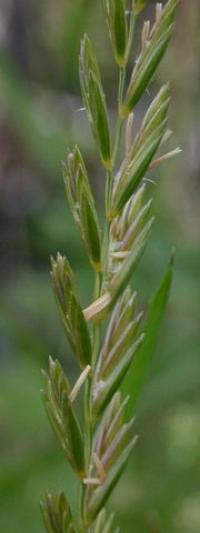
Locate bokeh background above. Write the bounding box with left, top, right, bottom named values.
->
left=0, top=1, right=199, bottom=531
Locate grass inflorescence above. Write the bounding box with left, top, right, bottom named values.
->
left=40, top=1, right=179, bottom=531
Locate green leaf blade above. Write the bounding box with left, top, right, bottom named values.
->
left=122, top=254, right=174, bottom=412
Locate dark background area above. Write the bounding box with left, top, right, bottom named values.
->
left=0, top=1, right=200, bottom=531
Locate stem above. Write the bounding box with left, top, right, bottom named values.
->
left=105, top=67, right=126, bottom=228
left=80, top=63, right=126, bottom=533
left=105, top=169, right=112, bottom=221
left=79, top=272, right=102, bottom=531
left=91, top=271, right=102, bottom=368
left=112, top=8, right=136, bottom=166
left=112, top=66, right=126, bottom=166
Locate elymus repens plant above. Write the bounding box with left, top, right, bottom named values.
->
left=40, top=1, right=180, bottom=531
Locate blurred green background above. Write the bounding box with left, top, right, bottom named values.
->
left=0, top=1, right=199, bottom=531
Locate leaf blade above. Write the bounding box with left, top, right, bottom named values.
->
left=122, top=254, right=174, bottom=412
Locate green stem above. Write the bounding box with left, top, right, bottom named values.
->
left=105, top=169, right=112, bottom=221
left=79, top=63, right=126, bottom=533
left=112, top=66, right=126, bottom=166
left=114, top=8, right=137, bottom=165
left=105, top=67, right=126, bottom=225
left=79, top=272, right=102, bottom=531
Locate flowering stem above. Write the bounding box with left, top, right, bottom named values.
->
left=112, top=66, right=126, bottom=166
left=80, top=270, right=102, bottom=530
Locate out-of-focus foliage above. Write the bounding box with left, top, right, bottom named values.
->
left=0, top=1, right=200, bottom=532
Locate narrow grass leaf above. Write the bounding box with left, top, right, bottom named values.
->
left=122, top=254, right=174, bottom=413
